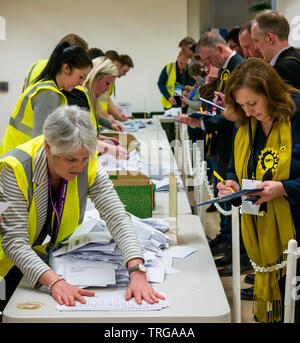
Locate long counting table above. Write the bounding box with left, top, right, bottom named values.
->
left=2, top=117, right=231, bottom=323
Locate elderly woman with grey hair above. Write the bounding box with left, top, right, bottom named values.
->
left=0, top=105, right=164, bottom=311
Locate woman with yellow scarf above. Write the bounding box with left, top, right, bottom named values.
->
left=217, top=58, right=300, bottom=323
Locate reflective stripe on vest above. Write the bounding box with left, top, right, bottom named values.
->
left=10, top=81, right=61, bottom=136
left=0, top=136, right=98, bottom=278
left=23, top=59, right=49, bottom=91
left=0, top=81, right=67, bottom=155
left=161, top=62, right=176, bottom=109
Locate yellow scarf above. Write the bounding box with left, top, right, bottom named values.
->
left=234, top=117, right=295, bottom=323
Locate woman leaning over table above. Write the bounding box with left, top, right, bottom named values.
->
left=0, top=105, right=164, bottom=311
left=217, top=57, right=300, bottom=323
left=0, top=41, right=93, bottom=155
left=63, top=56, right=128, bottom=159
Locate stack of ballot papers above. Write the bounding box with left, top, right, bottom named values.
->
left=56, top=290, right=169, bottom=312
left=163, top=107, right=182, bottom=117
left=98, top=150, right=166, bottom=180
left=117, top=119, right=147, bottom=132
left=152, top=176, right=184, bottom=192
left=49, top=199, right=197, bottom=288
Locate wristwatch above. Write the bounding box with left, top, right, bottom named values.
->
left=128, top=263, right=147, bottom=274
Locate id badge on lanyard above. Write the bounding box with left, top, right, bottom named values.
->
left=174, top=85, right=182, bottom=96
left=241, top=178, right=264, bottom=216
left=47, top=179, right=68, bottom=251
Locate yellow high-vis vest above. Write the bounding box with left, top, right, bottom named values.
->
left=0, top=135, right=98, bottom=279
left=22, top=59, right=49, bottom=92
left=160, top=62, right=176, bottom=109
left=74, top=86, right=99, bottom=131
left=0, top=80, right=67, bottom=155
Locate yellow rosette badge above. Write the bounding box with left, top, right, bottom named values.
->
left=258, top=147, right=279, bottom=175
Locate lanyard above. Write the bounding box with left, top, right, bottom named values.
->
left=248, top=120, right=273, bottom=181
left=46, top=178, right=68, bottom=252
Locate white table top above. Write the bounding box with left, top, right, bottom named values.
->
left=3, top=215, right=230, bottom=323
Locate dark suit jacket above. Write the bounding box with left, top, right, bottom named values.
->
left=274, top=47, right=300, bottom=90
left=203, top=53, right=244, bottom=177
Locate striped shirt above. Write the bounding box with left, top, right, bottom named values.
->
left=0, top=146, right=143, bottom=287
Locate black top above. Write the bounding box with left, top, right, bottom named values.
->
left=274, top=47, right=300, bottom=90
left=203, top=53, right=244, bottom=176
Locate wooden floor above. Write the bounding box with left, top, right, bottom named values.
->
left=187, top=190, right=256, bottom=323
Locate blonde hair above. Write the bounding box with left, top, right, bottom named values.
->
left=84, top=56, right=118, bottom=112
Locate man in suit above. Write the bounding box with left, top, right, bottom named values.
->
left=238, top=21, right=263, bottom=59
left=178, top=32, right=247, bottom=274
left=251, top=10, right=300, bottom=89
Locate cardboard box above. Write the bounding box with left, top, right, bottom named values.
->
left=101, top=132, right=140, bottom=152
left=108, top=171, right=155, bottom=218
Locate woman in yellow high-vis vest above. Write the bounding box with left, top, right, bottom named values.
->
left=217, top=58, right=300, bottom=323
left=63, top=57, right=128, bottom=159
left=0, top=105, right=165, bottom=310
left=22, top=33, right=89, bottom=92
left=0, top=41, right=93, bottom=155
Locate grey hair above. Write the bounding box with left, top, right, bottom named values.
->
left=196, top=31, right=228, bottom=51
left=43, top=105, right=97, bottom=156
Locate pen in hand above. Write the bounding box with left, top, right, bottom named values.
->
left=213, top=170, right=234, bottom=193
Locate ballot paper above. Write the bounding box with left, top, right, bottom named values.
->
left=49, top=199, right=197, bottom=288
left=56, top=290, right=169, bottom=312
left=152, top=176, right=184, bottom=192
left=164, top=107, right=182, bottom=117
left=98, top=149, right=167, bottom=180
left=116, top=119, right=147, bottom=132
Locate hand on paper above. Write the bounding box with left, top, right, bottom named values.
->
left=177, top=114, right=201, bottom=127
left=246, top=181, right=287, bottom=205
left=51, top=280, right=95, bottom=306
left=126, top=271, right=165, bottom=305
left=39, top=270, right=95, bottom=306
left=97, top=140, right=129, bottom=160
left=217, top=180, right=240, bottom=196
left=111, top=123, right=124, bottom=132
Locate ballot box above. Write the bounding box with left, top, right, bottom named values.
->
left=108, top=171, right=155, bottom=218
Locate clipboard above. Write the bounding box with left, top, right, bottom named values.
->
left=196, top=188, right=264, bottom=207
left=166, top=86, right=181, bottom=97
left=197, top=97, right=225, bottom=111
left=189, top=112, right=215, bottom=119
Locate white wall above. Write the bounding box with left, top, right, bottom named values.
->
left=188, top=0, right=212, bottom=40
left=276, top=0, right=300, bottom=48
left=0, top=0, right=188, bottom=140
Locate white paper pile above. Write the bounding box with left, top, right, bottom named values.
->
left=49, top=199, right=197, bottom=288
left=152, top=176, right=184, bottom=192
left=56, top=290, right=169, bottom=312
left=117, top=119, right=147, bottom=132
left=163, top=107, right=182, bottom=117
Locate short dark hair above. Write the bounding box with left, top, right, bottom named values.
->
left=105, top=50, right=120, bottom=62
left=119, top=54, right=134, bottom=68
left=178, top=36, right=196, bottom=48
left=226, top=27, right=241, bottom=44
left=188, top=63, right=206, bottom=78
left=89, top=47, right=104, bottom=59
left=58, top=33, right=89, bottom=52
left=239, top=21, right=253, bottom=35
